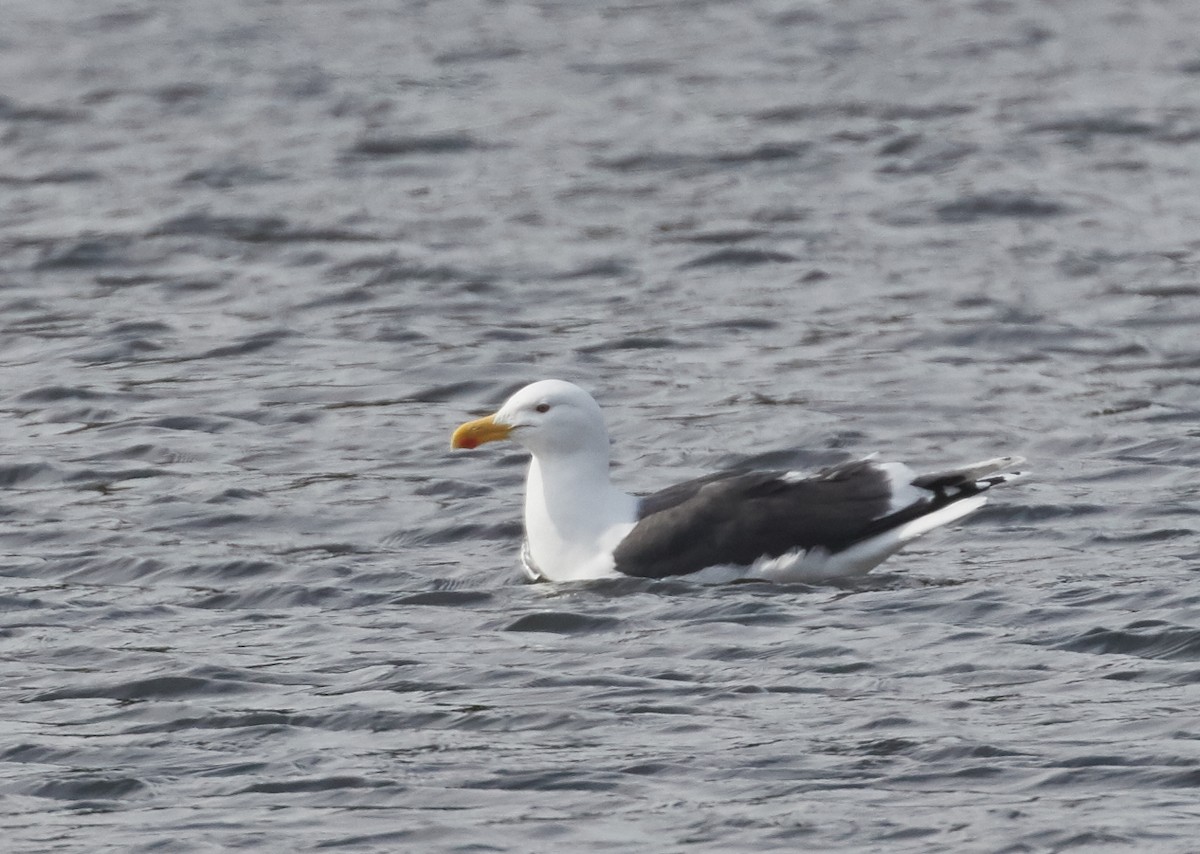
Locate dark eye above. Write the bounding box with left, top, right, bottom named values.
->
left=535, top=403, right=550, bottom=413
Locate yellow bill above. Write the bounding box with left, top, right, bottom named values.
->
left=451, top=414, right=512, bottom=450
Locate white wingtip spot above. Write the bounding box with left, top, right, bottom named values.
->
left=876, top=461, right=926, bottom=516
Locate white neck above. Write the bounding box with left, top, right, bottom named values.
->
left=523, top=450, right=638, bottom=581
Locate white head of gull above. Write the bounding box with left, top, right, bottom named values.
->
left=452, top=379, right=1026, bottom=584
left=452, top=380, right=638, bottom=581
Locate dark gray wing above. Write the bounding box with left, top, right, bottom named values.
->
left=614, top=459, right=930, bottom=579
left=635, top=469, right=753, bottom=518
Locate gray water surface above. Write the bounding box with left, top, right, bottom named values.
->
left=3, top=0, right=1200, bottom=851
